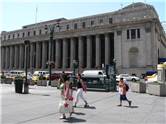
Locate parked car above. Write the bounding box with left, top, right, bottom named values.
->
left=81, top=70, right=106, bottom=78
left=9, top=70, right=25, bottom=79
left=116, top=74, right=140, bottom=82
left=146, top=73, right=158, bottom=83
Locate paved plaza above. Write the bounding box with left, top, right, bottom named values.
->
left=0, top=84, right=166, bottom=124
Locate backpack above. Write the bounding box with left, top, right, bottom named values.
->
left=125, top=83, right=129, bottom=91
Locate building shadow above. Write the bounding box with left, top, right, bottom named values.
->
left=63, top=117, right=86, bottom=123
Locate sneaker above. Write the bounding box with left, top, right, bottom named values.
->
left=59, top=114, right=66, bottom=119
left=129, top=101, right=132, bottom=106
left=84, top=103, right=89, bottom=108
left=117, top=104, right=122, bottom=106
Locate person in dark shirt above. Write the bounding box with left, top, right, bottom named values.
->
left=74, top=74, right=88, bottom=108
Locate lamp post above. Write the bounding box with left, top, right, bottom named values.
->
left=24, top=40, right=30, bottom=94
left=45, top=22, right=60, bottom=85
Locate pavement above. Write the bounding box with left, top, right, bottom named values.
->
left=0, top=83, right=166, bottom=124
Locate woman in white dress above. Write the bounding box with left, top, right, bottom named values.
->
left=59, top=78, right=73, bottom=119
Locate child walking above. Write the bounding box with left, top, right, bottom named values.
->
left=118, top=77, right=132, bottom=106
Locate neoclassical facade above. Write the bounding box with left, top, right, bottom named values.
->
left=1, top=2, right=166, bottom=75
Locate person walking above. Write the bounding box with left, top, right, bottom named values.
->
left=58, top=78, right=74, bottom=119
left=74, top=74, right=89, bottom=108
left=118, top=77, right=132, bottom=106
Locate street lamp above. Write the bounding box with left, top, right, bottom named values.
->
left=24, top=40, right=30, bottom=94
left=45, top=22, right=60, bottom=85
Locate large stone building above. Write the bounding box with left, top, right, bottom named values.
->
left=1, top=2, right=166, bottom=75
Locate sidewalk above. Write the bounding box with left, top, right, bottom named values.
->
left=1, top=84, right=166, bottom=124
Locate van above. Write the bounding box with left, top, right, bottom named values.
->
left=81, top=70, right=106, bottom=78
left=32, top=71, right=49, bottom=82
left=9, top=70, right=25, bottom=79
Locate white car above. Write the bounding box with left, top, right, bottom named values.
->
left=116, top=74, right=140, bottom=82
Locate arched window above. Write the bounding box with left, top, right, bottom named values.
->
left=129, top=47, right=139, bottom=67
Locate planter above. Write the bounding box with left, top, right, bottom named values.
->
left=1, top=79, right=6, bottom=83
left=130, top=82, right=146, bottom=93
left=146, top=83, right=166, bottom=96
left=5, top=78, right=13, bottom=84
left=51, top=80, right=59, bottom=87
left=37, top=80, right=47, bottom=86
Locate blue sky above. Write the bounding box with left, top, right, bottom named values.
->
left=0, top=0, right=165, bottom=32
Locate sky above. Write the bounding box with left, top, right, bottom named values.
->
left=0, top=0, right=166, bottom=32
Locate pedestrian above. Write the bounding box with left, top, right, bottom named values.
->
left=118, top=77, right=132, bottom=106
left=58, top=77, right=74, bottom=119
left=74, top=74, right=89, bottom=108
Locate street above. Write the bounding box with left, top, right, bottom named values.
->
left=1, top=84, right=166, bottom=124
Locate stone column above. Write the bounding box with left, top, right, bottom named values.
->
left=14, top=45, right=19, bottom=69
left=62, top=39, right=68, bottom=69
left=78, top=37, right=84, bottom=68
left=9, top=46, right=13, bottom=69
left=30, top=43, right=34, bottom=69
left=42, top=41, right=47, bottom=69
left=56, top=39, right=61, bottom=68
left=70, top=38, right=75, bottom=68
left=5, top=46, right=9, bottom=69
left=36, top=42, right=41, bottom=69
left=87, top=35, right=92, bottom=68
left=19, top=45, right=22, bottom=69
left=105, top=33, right=110, bottom=65
left=96, top=35, right=101, bottom=68
left=1, top=47, right=5, bottom=69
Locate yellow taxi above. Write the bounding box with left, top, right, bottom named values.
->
left=32, top=74, right=40, bottom=83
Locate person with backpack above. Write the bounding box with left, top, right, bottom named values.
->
left=73, top=74, right=89, bottom=108
left=118, top=77, right=132, bottom=107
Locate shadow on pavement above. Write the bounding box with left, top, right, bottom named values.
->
left=30, top=93, right=50, bottom=96
left=124, top=105, right=139, bottom=108
left=75, top=106, right=96, bottom=109
left=73, top=112, right=85, bottom=115
left=63, top=117, right=86, bottom=123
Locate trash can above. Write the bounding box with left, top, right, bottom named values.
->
left=15, top=79, right=23, bottom=93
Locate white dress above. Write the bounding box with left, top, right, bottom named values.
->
left=58, top=84, right=73, bottom=114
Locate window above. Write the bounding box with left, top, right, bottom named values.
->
left=13, top=34, right=15, bottom=39
left=4, top=35, right=6, bottom=40
left=131, top=29, right=136, bottom=39
left=99, top=19, right=103, bottom=24
left=22, top=32, right=25, bottom=37
left=39, top=29, right=42, bottom=35
left=66, top=25, right=69, bottom=30
left=127, top=30, right=130, bottom=39
left=17, top=33, right=19, bottom=38
left=109, top=18, right=112, bottom=24
left=28, top=32, right=30, bottom=36
left=91, top=20, right=94, bottom=26
left=82, top=22, right=86, bottom=28
left=117, top=31, right=122, bottom=35
left=33, top=31, right=36, bottom=36
left=127, top=28, right=141, bottom=40
left=74, top=23, right=77, bottom=29
left=8, top=35, right=10, bottom=39
left=137, top=29, right=140, bottom=38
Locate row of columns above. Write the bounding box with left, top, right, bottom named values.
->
left=1, top=33, right=114, bottom=70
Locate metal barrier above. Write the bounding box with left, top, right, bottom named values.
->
left=70, top=76, right=116, bottom=92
